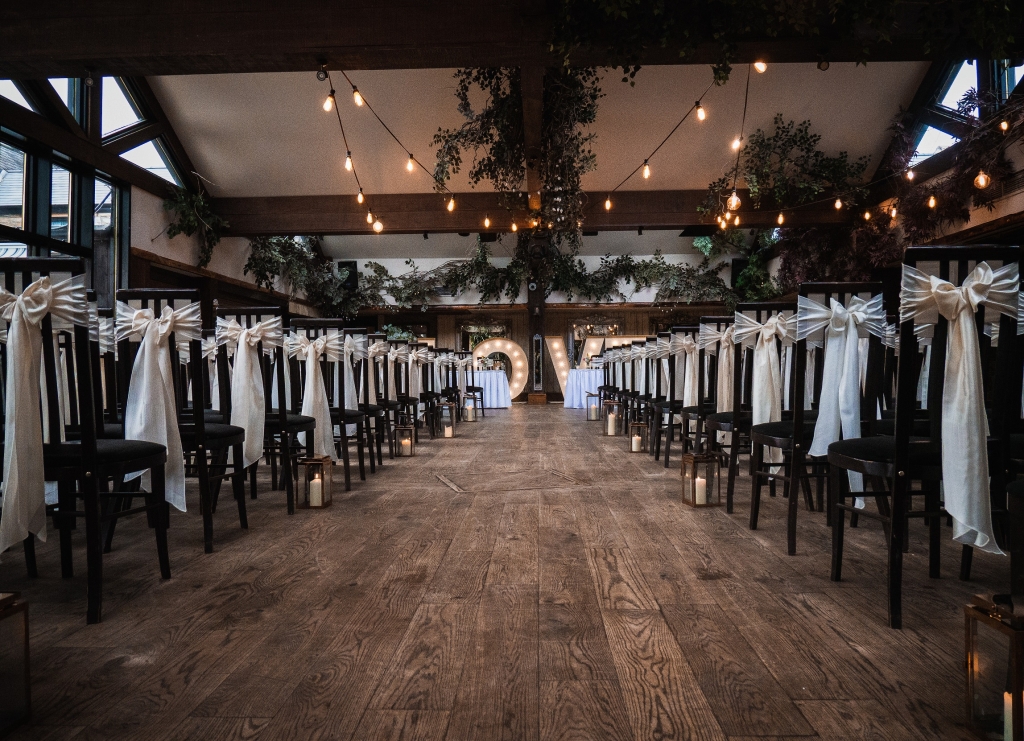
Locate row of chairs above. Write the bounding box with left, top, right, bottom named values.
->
left=0, top=265, right=491, bottom=624
left=595, top=244, right=1024, bottom=628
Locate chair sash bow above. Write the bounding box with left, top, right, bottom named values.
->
left=288, top=332, right=343, bottom=460
left=734, top=312, right=795, bottom=463
left=699, top=325, right=735, bottom=413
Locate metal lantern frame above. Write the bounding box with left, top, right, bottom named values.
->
left=966, top=595, right=1024, bottom=740
left=396, top=424, right=416, bottom=456
left=463, top=397, right=478, bottom=422
left=586, top=392, right=601, bottom=420
left=297, top=455, right=334, bottom=508
left=628, top=421, right=649, bottom=453
left=681, top=451, right=721, bottom=507
left=439, top=401, right=457, bottom=438
left=603, top=400, right=624, bottom=436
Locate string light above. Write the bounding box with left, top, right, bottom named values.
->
left=604, top=197, right=612, bottom=211
left=906, top=169, right=915, bottom=181
left=366, top=210, right=373, bottom=224
left=696, top=101, right=706, bottom=121
left=890, top=206, right=897, bottom=218
left=357, top=189, right=364, bottom=204
left=734, top=215, right=740, bottom=226
left=344, top=152, right=352, bottom=171
left=753, top=61, right=768, bottom=73
left=323, top=89, right=336, bottom=112
left=447, top=197, right=455, bottom=212
left=727, top=190, right=741, bottom=211
left=352, top=87, right=363, bottom=106
left=777, top=213, right=784, bottom=225
left=642, top=160, right=650, bottom=179
left=974, top=170, right=990, bottom=189
left=484, top=215, right=491, bottom=228
left=863, top=210, right=871, bottom=220
left=372, top=218, right=383, bottom=233
left=1001, top=120, right=1010, bottom=132
left=731, top=136, right=742, bottom=150
left=406, top=155, right=415, bottom=172
left=511, top=221, right=518, bottom=232
left=834, top=198, right=843, bottom=209
left=719, top=219, right=728, bottom=230
left=928, top=194, right=936, bottom=208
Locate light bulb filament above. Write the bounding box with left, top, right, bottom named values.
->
left=352, top=88, right=363, bottom=106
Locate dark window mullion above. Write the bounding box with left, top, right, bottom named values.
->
left=24, top=150, right=51, bottom=255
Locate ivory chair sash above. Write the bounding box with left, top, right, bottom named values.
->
left=734, top=312, right=796, bottom=464
left=900, top=260, right=1019, bottom=554
left=367, top=340, right=389, bottom=402
left=386, top=345, right=409, bottom=401
left=116, top=300, right=202, bottom=512
left=0, top=274, right=89, bottom=557
left=287, top=331, right=344, bottom=461
left=699, top=324, right=735, bottom=414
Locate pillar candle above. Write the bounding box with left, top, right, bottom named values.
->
left=695, top=476, right=707, bottom=505
left=309, top=474, right=323, bottom=507
left=606, top=413, right=617, bottom=436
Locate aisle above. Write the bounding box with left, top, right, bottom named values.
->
left=0, top=405, right=1001, bottom=740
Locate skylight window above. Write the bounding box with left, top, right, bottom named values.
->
left=121, top=140, right=180, bottom=185
left=101, top=77, right=143, bottom=136
left=940, top=61, right=977, bottom=114
left=912, top=126, right=959, bottom=163
left=0, top=80, right=32, bottom=110
left=48, top=78, right=72, bottom=109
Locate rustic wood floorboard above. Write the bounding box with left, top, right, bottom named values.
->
left=0, top=405, right=1008, bottom=740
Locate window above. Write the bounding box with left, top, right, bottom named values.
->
left=0, top=80, right=32, bottom=110
left=1011, top=64, right=1024, bottom=93
left=121, top=139, right=180, bottom=185
left=101, top=77, right=143, bottom=136
left=48, top=78, right=73, bottom=109
left=912, top=126, right=959, bottom=163
left=50, top=164, right=71, bottom=241
left=939, top=61, right=977, bottom=114
left=0, top=141, right=26, bottom=230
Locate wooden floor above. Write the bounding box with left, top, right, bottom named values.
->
left=0, top=405, right=1005, bottom=740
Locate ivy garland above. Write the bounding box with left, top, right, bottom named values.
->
left=163, top=184, right=229, bottom=268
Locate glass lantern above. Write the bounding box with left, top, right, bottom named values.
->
left=396, top=424, right=416, bottom=456
left=463, top=398, right=477, bottom=422
left=603, top=400, right=624, bottom=436
left=439, top=402, right=457, bottom=438
left=0, top=593, right=29, bottom=736
left=966, top=595, right=1024, bottom=740
left=586, top=392, right=601, bottom=420
left=681, top=452, right=721, bottom=507
left=628, top=422, right=649, bottom=453
left=298, top=456, right=333, bottom=508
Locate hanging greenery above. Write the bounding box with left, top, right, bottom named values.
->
left=163, top=184, right=229, bottom=268
left=550, top=0, right=1024, bottom=85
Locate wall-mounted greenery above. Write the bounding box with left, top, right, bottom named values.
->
left=163, top=185, right=228, bottom=268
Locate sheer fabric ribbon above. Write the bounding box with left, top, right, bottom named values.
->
left=288, top=332, right=343, bottom=460
left=734, top=312, right=796, bottom=464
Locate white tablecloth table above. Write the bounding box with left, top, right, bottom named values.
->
left=471, top=370, right=512, bottom=408
left=563, top=369, right=604, bottom=408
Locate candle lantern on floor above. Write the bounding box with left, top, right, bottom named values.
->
left=586, top=392, right=601, bottom=420
left=965, top=595, right=1024, bottom=740
left=603, top=400, right=624, bottom=436
left=0, top=593, right=29, bottom=736
left=439, top=402, right=457, bottom=438
left=298, top=455, right=333, bottom=508
left=463, top=398, right=477, bottom=422
left=628, top=422, right=649, bottom=453
left=681, top=452, right=720, bottom=507
left=396, top=424, right=416, bottom=456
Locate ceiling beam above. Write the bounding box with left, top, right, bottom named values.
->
left=0, top=2, right=939, bottom=78
left=14, top=79, right=84, bottom=137
left=521, top=67, right=545, bottom=212
left=213, top=190, right=850, bottom=236
left=101, top=120, right=164, bottom=155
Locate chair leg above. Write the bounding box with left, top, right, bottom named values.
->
left=270, top=438, right=279, bottom=490
left=726, top=430, right=739, bottom=514
left=364, top=417, right=376, bottom=474
left=340, top=425, right=352, bottom=492
left=960, top=544, right=974, bottom=581
left=376, top=414, right=384, bottom=465
left=749, top=443, right=764, bottom=530
left=282, top=431, right=295, bottom=515
left=210, top=448, right=228, bottom=513
left=82, top=472, right=103, bottom=624
left=830, top=463, right=847, bottom=581
left=386, top=409, right=396, bottom=458
left=663, top=413, right=673, bottom=468
left=887, top=484, right=906, bottom=630
left=925, top=484, right=940, bottom=578
left=149, top=465, right=171, bottom=580
left=233, top=445, right=249, bottom=530
left=23, top=535, right=37, bottom=578
left=57, top=479, right=75, bottom=579
left=357, top=424, right=366, bottom=481
left=249, top=460, right=258, bottom=500
left=788, top=453, right=804, bottom=556
left=197, top=448, right=215, bottom=554
left=653, top=412, right=662, bottom=461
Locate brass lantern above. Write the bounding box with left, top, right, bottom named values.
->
left=628, top=422, right=649, bottom=453
left=586, top=392, right=601, bottom=420
left=0, top=593, right=29, bottom=735
left=681, top=452, right=721, bottom=507
left=603, top=400, right=624, bottom=436
left=298, top=455, right=333, bottom=508
left=965, top=595, right=1024, bottom=740
left=396, top=424, right=416, bottom=456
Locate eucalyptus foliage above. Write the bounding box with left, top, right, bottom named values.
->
left=163, top=187, right=228, bottom=268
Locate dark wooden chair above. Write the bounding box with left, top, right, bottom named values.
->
left=345, top=328, right=384, bottom=472
left=367, top=332, right=399, bottom=458
left=655, top=326, right=700, bottom=466
left=829, top=245, right=1021, bottom=628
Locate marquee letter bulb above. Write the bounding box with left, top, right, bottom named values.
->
left=695, top=102, right=706, bottom=121
left=974, top=170, right=990, bottom=189
left=323, top=90, right=336, bottom=112
left=352, top=88, right=363, bottom=106
left=344, top=152, right=352, bottom=171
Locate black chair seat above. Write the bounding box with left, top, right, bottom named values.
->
left=420, top=392, right=440, bottom=401
left=359, top=403, right=384, bottom=414
left=179, top=422, right=246, bottom=446
left=871, top=417, right=932, bottom=436
left=330, top=408, right=367, bottom=423
left=268, top=411, right=317, bottom=430
left=751, top=419, right=817, bottom=445
left=827, top=435, right=942, bottom=468
left=204, top=409, right=229, bottom=424
left=44, top=438, right=167, bottom=468
left=466, top=385, right=484, bottom=393
left=376, top=399, right=402, bottom=409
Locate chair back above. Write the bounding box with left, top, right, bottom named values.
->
left=698, top=315, right=735, bottom=412
left=342, top=327, right=369, bottom=410
left=289, top=317, right=348, bottom=413
left=668, top=325, right=700, bottom=408
left=732, top=302, right=796, bottom=421
left=215, top=305, right=287, bottom=428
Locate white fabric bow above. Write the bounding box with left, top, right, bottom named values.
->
left=734, top=312, right=795, bottom=464
left=408, top=346, right=431, bottom=398
left=385, top=345, right=408, bottom=401
left=798, top=295, right=885, bottom=492
left=0, top=275, right=88, bottom=558
left=288, top=332, right=343, bottom=460
left=699, top=324, right=736, bottom=413
left=678, top=336, right=700, bottom=407
left=342, top=334, right=367, bottom=410
left=216, top=316, right=283, bottom=468
left=367, top=341, right=389, bottom=401
left=455, top=356, right=473, bottom=393
left=116, top=300, right=202, bottom=512
left=900, top=261, right=1019, bottom=554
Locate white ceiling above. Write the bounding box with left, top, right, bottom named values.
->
left=150, top=61, right=929, bottom=199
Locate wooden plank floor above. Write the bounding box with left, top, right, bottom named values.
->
left=0, top=404, right=1005, bottom=740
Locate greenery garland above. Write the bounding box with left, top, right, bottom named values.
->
left=163, top=184, right=228, bottom=268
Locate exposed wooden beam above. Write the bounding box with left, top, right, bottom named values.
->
left=0, top=2, right=939, bottom=78
left=917, top=104, right=974, bottom=139
left=521, top=67, right=545, bottom=212
left=0, top=95, right=174, bottom=197
left=213, top=190, right=850, bottom=236
left=101, top=120, right=164, bottom=155
left=13, top=79, right=84, bottom=137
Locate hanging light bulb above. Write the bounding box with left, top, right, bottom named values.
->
left=731, top=136, right=742, bottom=150
left=642, top=160, right=650, bottom=179
left=906, top=169, right=915, bottom=181
left=373, top=218, right=383, bottom=233
left=484, top=215, right=491, bottom=228
left=734, top=215, right=740, bottom=226
left=753, top=61, right=768, bottom=73
left=323, top=89, right=336, bottom=112
left=695, top=101, right=706, bottom=121
left=890, top=206, right=897, bottom=218
left=1000, top=120, right=1010, bottom=132
left=366, top=210, right=373, bottom=224
left=863, top=210, right=872, bottom=221
left=344, top=152, right=352, bottom=171
left=727, top=190, right=741, bottom=211
left=928, top=194, right=936, bottom=208
left=604, top=197, right=612, bottom=211
left=352, top=87, right=363, bottom=106
left=406, top=155, right=415, bottom=172
left=834, top=198, right=843, bottom=210
left=777, top=213, right=784, bottom=225
left=720, top=219, right=728, bottom=230
left=356, top=188, right=364, bottom=204
left=447, top=197, right=455, bottom=212
left=974, top=170, right=990, bottom=189
left=511, top=221, right=518, bottom=232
